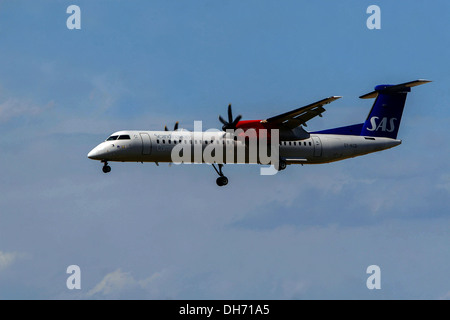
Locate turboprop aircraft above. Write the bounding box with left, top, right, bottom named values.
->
left=87, top=79, right=430, bottom=186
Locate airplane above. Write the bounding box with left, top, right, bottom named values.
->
left=87, top=79, right=430, bottom=186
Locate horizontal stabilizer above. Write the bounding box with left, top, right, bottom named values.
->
left=359, top=79, right=431, bottom=99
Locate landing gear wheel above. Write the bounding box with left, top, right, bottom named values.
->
left=212, top=164, right=229, bottom=186
left=276, top=159, right=287, bottom=171
left=216, top=176, right=228, bottom=187
left=102, top=161, right=111, bottom=173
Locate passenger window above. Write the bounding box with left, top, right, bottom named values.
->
left=309, top=142, right=312, bottom=146
left=157, top=139, right=160, bottom=144
left=162, top=139, right=165, bottom=144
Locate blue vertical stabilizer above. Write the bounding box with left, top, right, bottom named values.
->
left=359, top=80, right=431, bottom=139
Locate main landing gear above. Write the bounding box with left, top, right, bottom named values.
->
left=102, top=160, right=111, bottom=173
left=276, top=159, right=287, bottom=171
left=212, top=164, right=228, bottom=187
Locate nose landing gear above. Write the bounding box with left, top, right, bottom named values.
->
left=216, top=176, right=228, bottom=187
left=102, top=161, right=111, bottom=173
left=212, top=163, right=228, bottom=187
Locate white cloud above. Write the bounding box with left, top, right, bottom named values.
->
left=0, top=97, right=54, bottom=122
left=87, top=269, right=136, bottom=297
left=440, top=291, right=450, bottom=300
left=88, top=74, right=129, bottom=112
left=437, top=174, right=450, bottom=193
left=0, top=251, right=20, bottom=271
left=87, top=268, right=171, bottom=299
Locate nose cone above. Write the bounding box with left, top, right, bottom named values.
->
left=87, top=145, right=105, bottom=160
left=87, top=149, right=97, bottom=160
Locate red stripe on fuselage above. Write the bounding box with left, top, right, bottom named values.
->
left=234, top=120, right=279, bottom=138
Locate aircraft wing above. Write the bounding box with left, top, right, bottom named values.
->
left=261, top=96, right=342, bottom=129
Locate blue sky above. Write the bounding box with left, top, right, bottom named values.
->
left=0, top=0, right=449, bottom=299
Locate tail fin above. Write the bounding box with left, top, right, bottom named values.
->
left=359, top=79, right=431, bottom=139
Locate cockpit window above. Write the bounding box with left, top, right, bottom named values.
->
left=118, top=135, right=131, bottom=140
left=106, top=135, right=118, bottom=141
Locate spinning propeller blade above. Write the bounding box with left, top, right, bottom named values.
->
left=218, top=104, right=242, bottom=131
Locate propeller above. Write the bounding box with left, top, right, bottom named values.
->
left=219, top=104, right=242, bottom=131
left=164, top=121, right=179, bottom=131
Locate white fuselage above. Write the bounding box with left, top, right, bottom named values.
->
left=87, top=130, right=401, bottom=165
